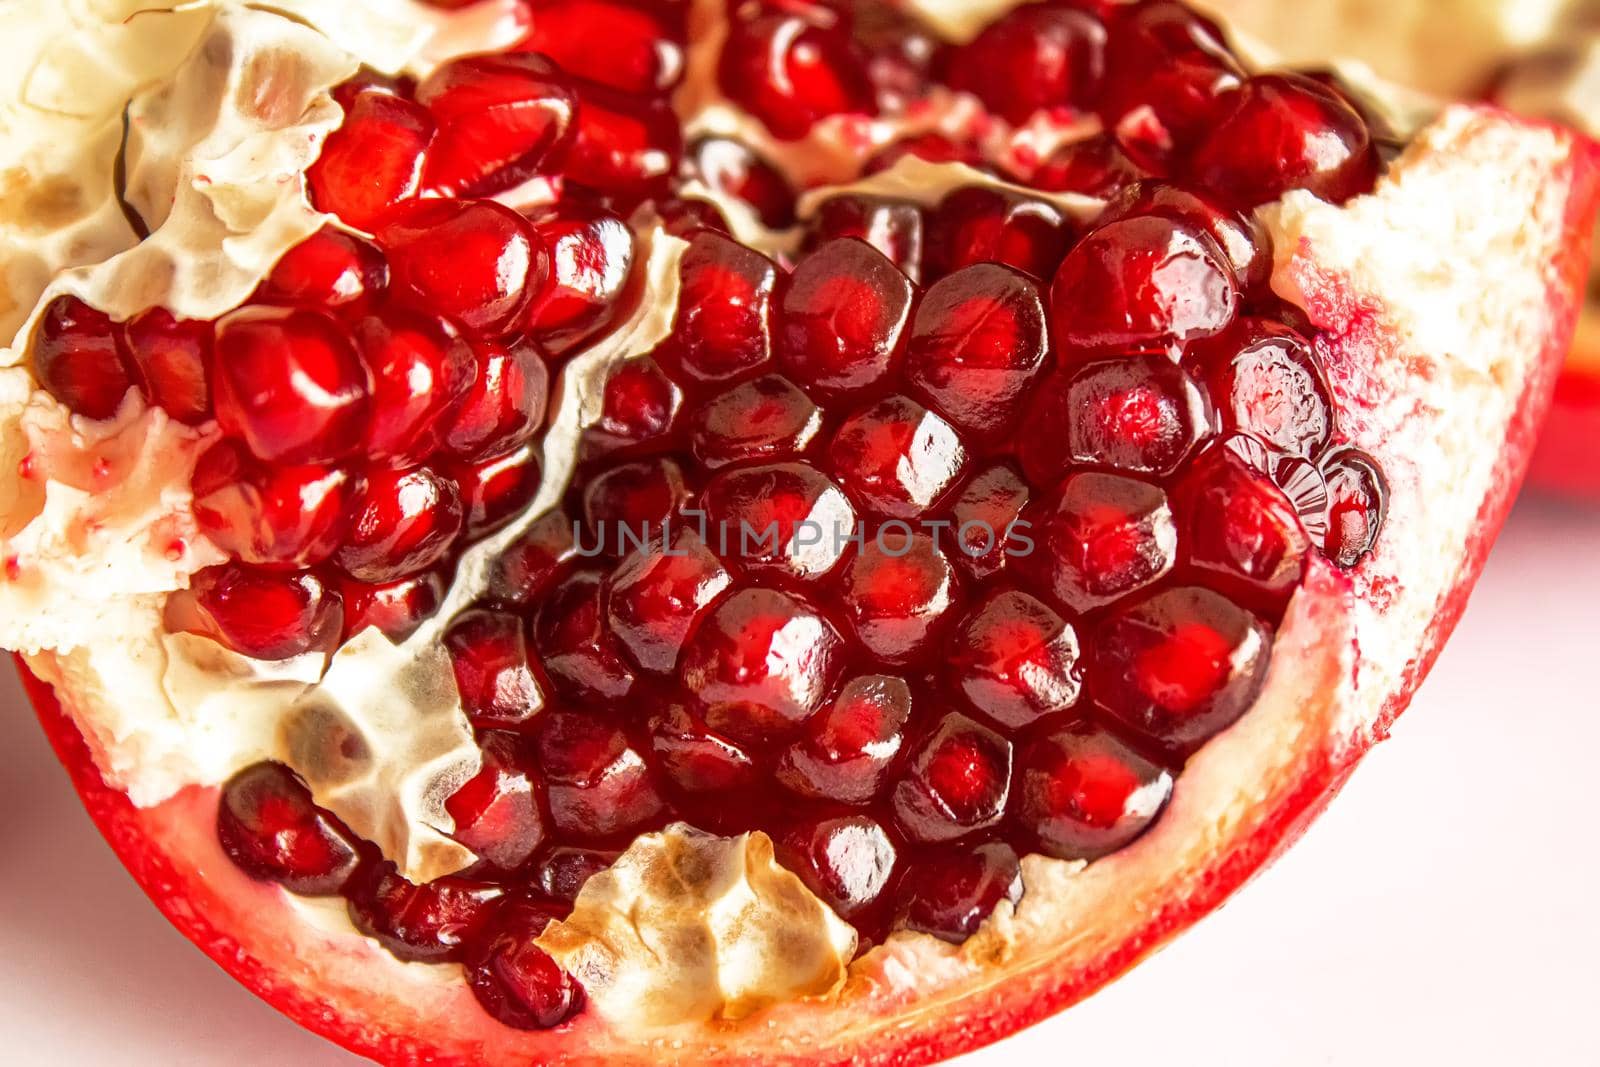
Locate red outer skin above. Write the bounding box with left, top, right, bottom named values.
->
left=1529, top=315, right=1600, bottom=500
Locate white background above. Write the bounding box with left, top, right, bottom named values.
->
left=1, top=497, right=1595, bottom=1065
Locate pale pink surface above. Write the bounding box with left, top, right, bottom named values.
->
left=1, top=499, right=1595, bottom=1066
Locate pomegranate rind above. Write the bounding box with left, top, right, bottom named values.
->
left=1529, top=312, right=1600, bottom=499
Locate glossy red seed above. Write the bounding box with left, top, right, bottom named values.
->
left=120, top=308, right=213, bottom=424
left=1090, top=585, right=1272, bottom=754
left=212, top=306, right=372, bottom=465
left=948, top=590, right=1082, bottom=730
left=1183, top=318, right=1334, bottom=458
left=827, top=396, right=969, bottom=519
left=448, top=442, right=544, bottom=538
left=525, top=208, right=637, bottom=352
left=865, top=132, right=986, bottom=173
left=533, top=710, right=667, bottom=839
left=925, top=185, right=1074, bottom=282
left=519, top=0, right=684, bottom=95
left=690, top=375, right=822, bottom=468
left=685, top=137, right=797, bottom=229
left=904, top=264, right=1048, bottom=441
left=579, top=457, right=690, bottom=550
left=447, top=732, right=548, bottom=871
left=894, top=842, right=1022, bottom=943
left=217, top=762, right=362, bottom=895
left=1320, top=447, right=1388, bottom=568
left=488, top=510, right=578, bottom=607
left=256, top=226, right=389, bottom=316
left=443, top=337, right=550, bottom=460
left=808, top=195, right=925, bottom=282
left=1099, top=181, right=1272, bottom=298
left=338, top=570, right=446, bottom=643
left=583, top=357, right=681, bottom=458
left=666, top=232, right=781, bottom=383
left=944, top=4, right=1106, bottom=125
left=1025, top=471, right=1178, bottom=614
left=30, top=296, right=136, bottom=420
left=655, top=196, right=732, bottom=238
left=775, top=814, right=898, bottom=922
left=354, top=310, right=475, bottom=463
left=377, top=198, right=548, bottom=336
left=445, top=608, right=549, bottom=729
left=165, top=564, right=343, bottom=660
left=647, top=701, right=761, bottom=794
left=1030, top=133, right=1147, bottom=195
left=564, top=85, right=683, bottom=198
left=466, top=895, right=585, bottom=1030
left=698, top=462, right=856, bottom=581
left=838, top=532, right=960, bottom=665
left=308, top=91, right=435, bottom=231
left=534, top=846, right=619, bottom=903
left=717, top=11, right=875, bottom=140
left=1174, top=449, right=1308, bottom=614
left=336, top=466, right=464, bottom=583
left=1099, top=0, right=1242, bottom=157
left=605, top=529, right=732, bottom=674
left=348, top=866, right=505, bottom=963
left=777, top=675, right=911, bottom=804
left=891, top=712, right=1012, bottom=844
left=945, top=464, right=1030, bottom=580
left=533, top=572, right=638, bottom=701
left=191, top=440, right=356, bottom=569
left=1017, top=721, right=1173, bottom=860
left=416, top=53, right=578, bottom=197
left=680, top=586, right=845, bottom=746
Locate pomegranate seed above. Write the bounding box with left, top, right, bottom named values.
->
left=808, top=196, right=925, bottom=282
left=656, top=196, right=732, bottom=238
left=945, top=464, right=1030, bottom=580
left=532, top=710, right=667, bottom=839
left=579, top=456, right=691, bottom=549
left=1099, top=181, right=1272, bottom=297
left=690, top=374, right=822, bottom=468
left=891, top=713, right=1012, bottom=843
left=1089, top=585, right=1272, bottom=754
left=1024, top=471, right=1178, bottom=614
left=827, top=396, right=969, bottom=519
left=718, top=10, right=875, bottom=140
left=488, top=510, right=578, bottom=607
left=519, top=0, right=684, bottom=95
left=339, top=570, right=446, bottom=643
left=445, top=608, right=549, bottom=729
left=647, top=701, right=761, bottom=794
left=1030, top=133, right=1147, bottom=195
left=191, top=440, right=356, bottom=569
left=535, top=846, right=619, bottom=903
left=679, top=586, right=845, bottom=746
left=853, top=0, right=944, bottom=108
left=1174, top=449, right=1309, bottom=614
left=904, top=264, right=1048, bottom=442
left=606, top=529, right=732, bottom=674
left=447, top=732, right=548, bottom=871
left=1017, top=721, right=1173, bottom=860
left=564, top=85, right=682, bottom=198
left=331, top=68, right=414, bottom=109
left=533, top=572, right=638, bottom=702
left=466, top=895, right=584, bottom=1030
left=217, top=762, right=362, bottom=895
left=525, top=207, right=637, bottom=352
left=336, top=466, right=465, bottom=583
left=1184, top=319, right=1334, bottom=458
left=777, top=674, right=911, bottom=804
left=448, top=442, right=544, bottom=538
left=29, top=296, right=136, bottom=420
left=212, top=306, right=372, bottom=465
left=1319, top=448, right=1388, bottom=567
left=1188, top=73, right=1378, bottom=209
left=166, top=564, right=343, bottom=660
left=256, top=226, right=389, bottom=316
left=775, top=814, right=898, bottom=924
left=1099, top=1, right=1242, bottom=157
left=443, top=337, right=550, bottom=460
left=309, top=91, right=434, bottom=230
left=665, top=232, right=781, bottom=384
left=377, top=199, right=548, bottom=336
left=944, top=4, right=1106, bottom=125
left=353, top=310, right=475, bottom=463
left=895, top=842, right=1022, bottom=943
left=685, top=137, right=797, bottom=228
left=838, top=532, right=960, bottom=665
left=948, top=590, right=1082, bottom=731
left=584, top=357, right=682, bottom=458
left=416, top=53, right=578, bottom=196
left=120, top=308, right=213, bottom=424
left=699, top=462, right=856, bottom=581
left=865, top=133, right=986, bottom=174
left=925, top=186, right=1074, bottom=283
left=347, top=865, right=505, bottom=963
left=1020, top=354, right=1213, bottom=484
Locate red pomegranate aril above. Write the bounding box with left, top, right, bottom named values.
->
left=828, top=396, right=969, bottom=519
left=1099, top=0, right=1243, bottom=156
left=1050, top=214, right=1239, bottom=352
left=564, top=85, right=683, bottom=199
left=331, top=67, right=413, bottom=110
left=648, top=702, right=761, bottom=794
left=336, top=466, right=464, bottom=584
left=120, top=308, right=213, bottom=424
left=354, top=310, right=475, bottom=463
left=778, top=674, right=911, bottom=804
left=866, top=133, right=986, bottom=175
left=488, top=510, right=578, bottom=607
left=717, top=10, right=875, bottom=140
left=853, top=0, right=943, bottom=107
left=1320, top=447, right=1388, bottom=568
left=416, top=52, right=578, bottom=197
left=945, top=465, right=1030, bottom=581
left=212, top=305, right=372, bottom=465
left=838, top=532, right=960, bottom=665
left=525, top=208, right=637, bottom=352
left=667, top=232, right=781, bottom=383
left=532, top=709, right=667, bottom=840
left=30, top=296, right=136, bottom=420
left=1174, top=449, right=1308, bottom=614
left=680, top=586, right=845, bottom=746
left=606, top=529, right=732, bottom=674
left=685, top=137, right=797, bottom=229
left=925, top=186, right=1074, bottom=282
left=467, top=896, right=584, bottom=1031
left=1090, top=585, right=1272, bottom=754
left=895, top=842, right=1022, bottom=943
left=808, top=196, right=925, bottom=282
left=1017, top=721, right=1173, bottom=861
left=690, top=374, right=822, bottom=468
left=948, top=590, right=1082, bottom=731
left=943, top=4, right=1106, bottom=125
left=1020, top=354, right=1213, bottom=484
left=1030, top=133, right=1148, bottom=196
left=699, top=462, right=856, bottom=580
left=519, top=0, right=684, bottom=95
left=308, top=91, right=434, bottom=231
left=656, top=196, right=732, bottom=238
left=776, top=814, right=898, bottom=923
left=348, top=866, right=505, bottom=963
left=256, top=226, right=389, bottom=316
left=191, top=440, right=356, bottom=570
left=584, top=357, right=682, bottom=458
left=443, top=337, right=550, bottom=460
left=1183, top=318, right=1334, bottom=458
left=1025, top=471, right=1178, bottom=615
left=339, top=570, right=446, bottom=643
left=448, top=446, right=540, bottom=541
left=1189, top=73, right=1379, bottom=209
left=445, top=608, right=549, bottom=729
left=534, top=571, right=638, bottom=701
left=377, top=199, right=548, bottom=336
left=904, top=263, right=1049, bottom=442
left=891, top=713, right=1012, bottom=844
left=580, top=457, right=690, bottom=548
left=217, top=762, right=363, bottom=895
left=1099, top=181, right=1272, bottom=298
left=447, top=732, right=548, bottom=872
left=166, top=564, right=343, bottom=660
left=534, top=845, right=619, bottom=904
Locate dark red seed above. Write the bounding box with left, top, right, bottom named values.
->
left=564, top=85, right=683, bottom=199
left=308, top=91, right=435, bottom=231
left=448, top=442, right=544, bottom=538
left=606, top=529, right=732, bottom=674
left=466, top=895, right=584, bottom=1031
left=655, top=196, right=733, bottom=238
left=416, top=53, right=578, bottom=197
left=579, top=456, right=691, bottom=549
left=338, top=570, right=446, bottom=643
left=1182, top=318, right=1334, bottom=458
left=827, top=396, right=969, bottom=519
left=1029, top=133, right=1147, bottom=195
left=354, top=310, right=476, bottom=463
left=779, top=239, right=914, bottom=399
left=190, top=440, right=356, bottom=570
left=925, top=185, right=1074, bottom=282
left=666, top=231, right=781, bottom=384
left=808, top=196, right=925, bottom=282
left=532, top=709, right=667, bottom=840
left=447, top=732, right=548, bottom=872
left=518, top=0, right=685, bottom=95
left=890, top=713, right=1012, bottom=843
left=837, top=532, right=960, bottom=665
left=777, top=675, right=911, bottom=804
left=584, top=357, right=682, bottom=458
left=488, top=510, right=579, bottom=607
left=442, top=337, right=549, bottom=461
left=718, top=10, right=875, bottom=140
left=533, top=572, right=639, bottom=702
left=894, top=842, right=1022, bottom=943
left=444, top=608, right=549, bottom=729
left=1099, top=1, right=1243, bottom=158
left=690, top=374, right=822, bottom=468
left=255, top=226, right=389, bottom=316
left=775, top=814, right=898, bottom=923
left=945, top=464, right=1030, bottom=580
left=1174, top=448, right=1309, bottom=613
left=165, top=564, right=343, bottom=660
left=217, top=762, right=362, bottom=895
left=335, top=466, right=464, bottom=583
left=120, top=308, right=213, bottom=424
left=1017, top=721, right=1173, bottom=861
left=1320, top=447, right=1387, bottom=568
left=525, top=207, right=637, bottom=353
left=944, top=4, right=1106, bottom=125
left=1099, top=181, right=1272, bottom=298
left=1024, top=471, right=1178, bottom=615
left=647, top=701, right=761, bottom=794
left=535, top=846, right=619, bottom=903
left=30, top=296, right=136, bottom=420
left=948, top=590, right=1082, bottom=731
left=347, top=866, right=505, bottom=963
left=685, top=137, right=797, bottom=229
left=698, top=462, right=856, bottom=581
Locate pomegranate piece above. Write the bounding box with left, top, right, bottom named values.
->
left=165, top=564, right=342, bottom=660
left=948, top=590, right=1082, bottom=731
left=647, top=701, right=761, bottom=795
left=120, top=308, right=213, bottom=424
left=1174, top=449, right=1309, bottom=613
left=488, top=510, right=579, bottom=608
left=532, top=710, right=667, bottom=840
left=445, top=608, right=549, bottom=729
left=442, top=337, right=550, bottom=460
left=190, top=440, right=356, bottom=570
left=338, top=570, right=446, bottom=643
left=684, top=137, right=797, bottom=229
left=255, top=226, right=389, bottom=316
left=446, top=732, right=548, bottom=872
left=353, top=310, right=475, bottom=463
left=1024, top=471, right=1179, bottom=614
left=717, top=9, right=875, bottom=140
left=216, top=762, right=362, bottom=895
left=679, top=586, right=845, bottom=746
left=904, top=263, right=1049, bottom=442
left=943, top=4, right=1107, bottom=125
left=605, top=529, right=732, bottom=674
left=564, top=85, right=682, bottom=198
left=945, top=464, right=1030, bottom=580
left=447, top=442, right=544, bottom=538
left=579, top=456, right=691, bottom=548
left=779, top=239, right=915, bottom=398
left=416, top=52, right=577, bottom=197
left=525, top=208, right=637, bottom=352
left=827, top=396, right=969, bottom=519
left=347, top=866, right=505, bottom=963
left=775, top=814, right=898, bottom=924
left=808, top=195, right=925, bottom=282
left=308, top=90, right=435, bottom=231
left=837, top=532, right=961, bottom=665
left=777, top=675, right=911, bottom=804
left=1090, top=585, right=1272, bottom=754
left=1017, top=721, right=1173, bottom=861
left=699, top=462, right=856, bottom=581
left=518, top=0, right=685, bottom=96
left=466, top=896, right=584, bottom=1031
left=533, top=571, right=638, bottom=702
left=925, top=186, right=1074, bottom=282
left=689, top=374, right=822, bottom=468
left=894, top=842, right=1023, bottom=944
left=1183, top=318, right=1334, bottom=458
left=1320, top=448, right=1388, bottom=567
left=377, top=199, right=548, bottom=336
left=666, top=232, right=781, bottom=383
left=335, top=466, right=464, bottom=583
left=890, top=713, right=1013, bottom=844
left=584, top=357, right=682, bottom=458
left=29, top=296, right=136, bottom=420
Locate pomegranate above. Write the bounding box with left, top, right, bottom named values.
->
left=1, top=1, right=1595, bottom=1064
